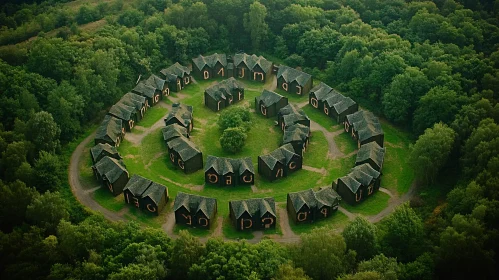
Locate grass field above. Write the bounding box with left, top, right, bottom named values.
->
left=138, top=106, right=169, bottom=128
left=289, top=211, right=350, bottom=234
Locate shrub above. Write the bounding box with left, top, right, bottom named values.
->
left=220, top=127, right=247, bottom=153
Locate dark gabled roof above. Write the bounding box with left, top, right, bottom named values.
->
left=142, top=182, right=167, bottom=204
left=124, top=174, right=151, bottom=197
left=310, top=82, right=333, bottom=100
left=346, top=111, right=384, bottom=142
left=120, top=92, right=146, bottom=111
left=144, top=74, right=166, bottom=91
left=90, top=143, right=120, bottom=161
left=162, top=123, right=189, bottom=142
left=205, top=77, right=244, bottom=101
left=108, top=102, right=136, bottom=121
left=160, top=62, right=190, bottom=78
left=352, top=163, right=381, bottom=180
left=259, top=143, right=299, bottom=169
left=276, top=65, right=312, bottom=86
left=255, top=90, right=286, bottom=107
left=323, top=91, right=345, bottom=107
left=133, top=81, right=156, bottom=99
left=192, top=53, right=227, bottom=70
left=279, top=104, right=309, bottom=126
left=288, top=187, right=341, bottom=211
left=356, top=142, right=385, bottom=169
left=165, top=103, right=193, bottom=127
left=230, top=197, right=276, bottom=219
left=167, top=136, right=201, bottom=161
left=93, top=156, right=127, bottom=184
left=205, top=156, right=255, bottom=176
left=340, top=163, right=381, bottom=194
left=174, top=192, right=216, bottom=218
left=332, top=96, right=356, bottom=114
left=338, top=174, right=362, bottom=194
left=95, top=115, right=122, bottom=144
left=233, top=53, right=273, bottom=73
left=283, top=124, right=310, bottom=144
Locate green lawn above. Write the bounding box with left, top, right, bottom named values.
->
left=301, top=105, right=341, bottom=132
left=303, top=131, right=330, bottom=169
left=334, top=132, right=358, bottom=155
left=138, top=105, right=169, bottom=128
left=340, top=190, right=391, bottom=216
left=124, top=206, right=165, bottom=229
left=93, top=187, right=125, bottom=212
left=289, top=211, right=350, bottom=234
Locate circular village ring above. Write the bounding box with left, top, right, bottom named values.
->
left=82, top=52, right=390, bottom=239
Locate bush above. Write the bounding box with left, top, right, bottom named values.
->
left=220, top=127, right=247, bottom=153
left=217, top=106, right=251, bottom=132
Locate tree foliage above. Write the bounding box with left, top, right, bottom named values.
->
left=342, top=216, right=378, bottom=261
left=220, top=127, right=247, bottom=154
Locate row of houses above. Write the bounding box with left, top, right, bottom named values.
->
left=204, top=156, right=255, bottom=186
left=309, top=82, right=358, bottom=124
left=90, top=144, right=129, bottom=196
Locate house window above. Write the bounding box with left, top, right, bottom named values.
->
left=310, top=97, right=318, bottom=108
left=203, top=70, right=209, bottom=80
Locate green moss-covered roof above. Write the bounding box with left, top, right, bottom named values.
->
left=356, top=142, right=385, bottom=169
left=283, top=124, right=310, bottom=144
left=276, top=65, right=312, bottom=86
left=108, top=102, right=136, bottom=121
left=230, top=197, right=276, bottom=219
left=165, top=103, right=193, bottom=127
left=255, top=90, right=286, bottom=107
left=124, top=175, right=167, bottom=204
left=120, top=92, right=146, bottom=111
left=162, top=123, right=189, bottom=143
left=93, top=156, right=128, bottom=184
left=143, top=182, right=168, bottom=204
left=90, top=143, right=120, bottom=162
left=205, top=77, right=244, bottom=101
left=174, top=192, right=217, bottom=218
left=346, top=111, right=384, bottom=142
left=279, top=104, right=310, bottom=127
left=95, top=115, right=122, bottom=144
left=144, top=74, right=166, bottom=91
left=233, top=53, right=273, bottom=73
left=205, top=156, right=255, bottom=176
left=339, top=163, right=381, bottom=194
left=310, top=82, right=333, bottom=100
left=192, top=53, right=227, bottom=70
left=259, top=143, right=299, bottom=169
left=288, top=187, right=341, bottom=211
left=167, top=136, right=201, bottom=161
left=133, top=81, right=156, bottom=99
left=160, top=62, right=190, bottom=78
left=332, top=96, right=356, bottom=114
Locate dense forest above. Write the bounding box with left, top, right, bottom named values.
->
left=0, top=0, right=498, bottom=279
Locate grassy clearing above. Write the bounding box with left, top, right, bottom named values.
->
left=340, top=191, right=391, bottom=216
left=289, top=211, right=350, bottom=234
left=138, top=105, right=169, bottom=128
left=334, top=132, right=358, bottom=155
left=303, top=131, right=330, bottom=169
left=124, top=206, right=165, bottom=229
left=301, top=105, right=341, bottom=132
left=93, top=187, right=125, bottom=212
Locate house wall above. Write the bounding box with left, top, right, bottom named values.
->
left=213, top=63, right=225, bottom=78
left=109, top=172, right=129, bottom=196
left=236, top=65, right=251, bottom=80
left=260, top=212, right=276, bottom=230
left=204, top=93, right=222, bottom=112
left=309, top=93, right=321, bottom=110
left=205, top=169, right=221, bottom=186
left=252, top=65, right=266, bottom=83
left=184, top=152, right=203, bottom=174
left=286, top=195, right=298, bottom=224
left=175, top=207, right=212, bottom=229
left=336, top=180, right=358, bottom=205
left=238, top=170, right=254, bottom=185
left=257, top=157, right=273, bottom=181
left=285, top=156, right=302, bottom=175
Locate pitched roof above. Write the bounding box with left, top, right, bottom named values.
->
left=93, top=156, right=127, bottom=184
left=230, top=197, right=276, bottom=219
left=233, top=53, right=273, bottom=73
left=276, top=65, right=312, bottom=86
left=259, top=143, right=299, bottom=169
left=205, top=156, right=255, bottom=175
left=95, top=115, right=123, bottom=144
left=124, top=174, right=152, bottom=197
left=120, top=92, right=146, bottom=111
left=288, top=187, right=341, bottom=211
left=174, top=192, right=216, bottom=218
left=356, top=142, right=385, bottom=169
left=192, top=53, right=227, bottom=70
left=332, top=96, right=356, bottom=114
left=144, top=74, right=166, bottom=91
left=165, top=103, right=193, bottom=127
left=142, top=182, right=167, bottom=204
left=160, top=62, right=190, bottom=78
left=339, top=163, right=381, bottom=193
left=90, top=143, right=120, bottom=161
left=279, top=104, right=309, bottom=127
left=108, top=102, right=135, bottom=121
left=283, top=124, right=310, bottom=144
left=167, top=136, right=201, bottom=161
left=162, top=123, right=189, bottom=142
left=255, top=90, right=286, bottom=107
left=338, top=174, right=363, bottom=193
left=310, top=82, right=333, bottom=100
left=346, top=111, right=384, bottom=142
left=133, top=81, right=157, bottom=99
left=205, top=77, right=244, bottom=101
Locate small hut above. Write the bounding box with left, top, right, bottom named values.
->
left=123, top=174, right=168, bottom=215
left=345, top=111, right=384, bottom=148
left=162, top=123, right=189, bottom=143
left=90, top=143, right=121, bottom=164
left=229, top=197, right=276, bottom=231
left=174, top=192, right=217, bottom=229
left=192, top=53, right=227, bottom=80
left=258, top=143, right=302, bottom=181
left=287, top=187, right=341, bottom=224
left=233, top=53, right=273, bottom=82
left=160, top=62, right=191, bottom=92
left=92, top=156, right=129, bottom=196
left=167, top=136, right=203, bottom=174
left=120, top=92, right=148, bottom=120
left=108, top=102, right=138, bottom=131
left=333, top=163, right=381, bottom=204
left=277, top=104, right=310, bottom=131
left=145, top=74, right=169, bottom=97
left=133, top=81, right=161, bottom=107
left=356, top=142, right=386, bottom=172
left=204, top=156, right=255, bottom=186
left=276, top=65, right=313, bottom=95
left=204, top=77, right=245, bottom=111
left=309, top=82, right=333, bottom=111
left=255, top=90, right=288, bottom=118
left=164, top=103, right=194, bottom=133
left=94, top=115, right=125, bottom=147
left=282, top=124, right=310, bottom=156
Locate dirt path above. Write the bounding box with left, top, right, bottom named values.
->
left=277, top=207, right=299, bottom=241
left=309, top=120, right=344, bottom=159
left=368, top=181, right=418, bottom=223
left=125, top=103, right=172, bottom=146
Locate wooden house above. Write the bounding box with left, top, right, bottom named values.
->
left=145, top=74, right=170, bottom=97
left=133, top=81, right=161, bottom=107
left=309, top=82, right=333, bottom=111
left=162, top=123, right=189, bottom=143
left=233, top=53, right=273, bottom=82
left=92, top=156, right=129, bottom=196
left=229, top=198, right=276, bottom=231
left=192, top=53, right=227, bottom=80
left=160, top=62, right=191, bottom=92
left=276, top=65, right=313, bottom=95
left=174, top=192, right=217, bottom=229
left=287, top=187, right=341, bottom=224
left=164, top=103, right=194, bottom=133
left=282, top=124, right=310, bottom=156
left=277, top=104, right=310, bottom=131
left=120, top=92, right=148, bottom=120
left=94, top=115, right=125, bottom=147
left=326, top=94, right=358, bottom=124
left=345, top=111, right=384, bottom=148
left=108, top=102, right=138, bottom=131
left=204, top=156, right=255, bottom=186
left=167, top=136, right=203, bottom=174
left=356, top=142, right=385, bottom=172
left=255, top=90, right=288, bottom=118
left=123, top=174, right=168, bottom=215
left=90, top=143, right=121, bottom=164
left=204, top=77, right=245, bottom=112
left=333, top=163, right=381, bottom=204
left=258, top=143, right=302, bottom=181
